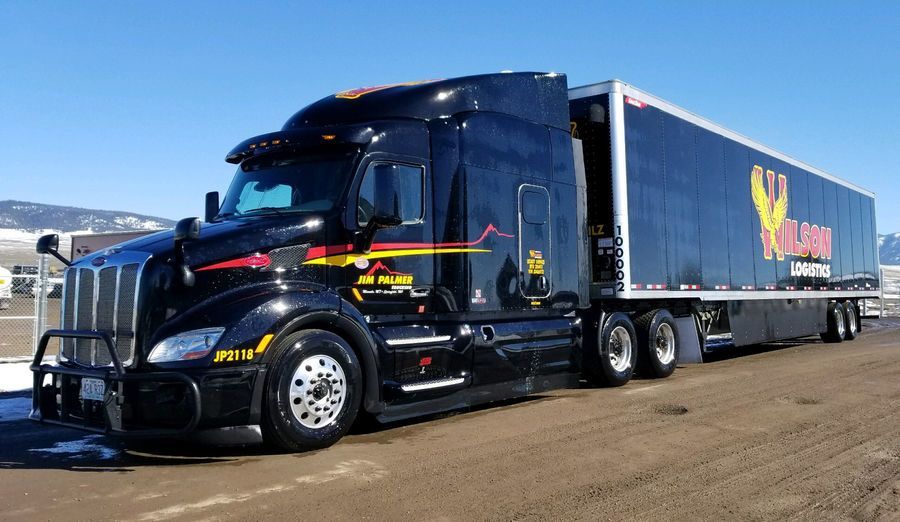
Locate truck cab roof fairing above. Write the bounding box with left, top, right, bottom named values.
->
left=282, top=72, right=571, bottom=132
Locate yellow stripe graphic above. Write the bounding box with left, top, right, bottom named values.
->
left=303, top=247, right=491, bottom=267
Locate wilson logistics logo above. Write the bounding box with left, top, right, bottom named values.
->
left=750, top=165, right=832, bottom=278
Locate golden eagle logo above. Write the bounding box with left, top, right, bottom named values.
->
left=751, top=165, right=788, bottom=260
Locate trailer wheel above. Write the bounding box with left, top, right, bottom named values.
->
left=587, top=312, right=637, bottom=387
left=262, top=329, right=362, bottom=452
left=821, top=302, right=845, bottom=344
left=842, top=301, right=858, bottom=341
left=635, top=309, right=679, bottom=378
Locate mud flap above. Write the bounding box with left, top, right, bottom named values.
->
left=675, top=317, right=703, bottom=364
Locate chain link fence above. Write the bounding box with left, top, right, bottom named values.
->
left=0, top=255, right=59, bottom=360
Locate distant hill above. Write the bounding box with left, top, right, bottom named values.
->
left=0, top=200, right=174, bottom=233
left=879, top=233, right=900, bottom=266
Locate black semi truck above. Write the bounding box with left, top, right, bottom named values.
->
left=32, top=72, right=879, bottom=450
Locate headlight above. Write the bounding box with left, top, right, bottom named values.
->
left=148, top=327, right=225, bottom=363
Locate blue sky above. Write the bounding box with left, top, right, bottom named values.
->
left=2, top=1, right=898, bottom=231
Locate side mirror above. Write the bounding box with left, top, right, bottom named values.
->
left=36, top=234, right=59, bottom=255
left=205, top=191, right=220, bottom=222
left=372, top=163, right=403, bottom=223
left=174, top=217, right=201, bottom=241
left=173, top=217, right=201, bottom=287
left=356, top=164, right=404, bottom=254
left=36, top=233, right=71, bottom=266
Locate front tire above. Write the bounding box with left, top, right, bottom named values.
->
left=262, top=329, right=362, bottom=452
left=842, top=301, right=858, bottom=341
left=587, top=312, right=637, bottom=387
left=635, top=309, right=679, bottom=378
left=821, top=302, right=845, bottom=344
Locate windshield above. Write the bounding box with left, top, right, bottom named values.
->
left=218, top=151, right=357, bottom=219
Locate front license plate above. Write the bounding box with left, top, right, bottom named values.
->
left=80, top=378, right=105, bottom=401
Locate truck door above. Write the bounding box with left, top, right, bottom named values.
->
left=518, top=184, right=551, bottom=299
left=350, top=158, right=433, bottom=315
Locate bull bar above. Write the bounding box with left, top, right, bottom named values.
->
left=30, top=329, right=202, bottom=437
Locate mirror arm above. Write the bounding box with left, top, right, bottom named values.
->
left=356, top=220, right=381, bottom=254
left=47, top=250, right=72, bottom=267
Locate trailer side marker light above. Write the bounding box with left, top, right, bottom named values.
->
left=419, top=357, right=432, bottom=366
left=255, top=334, right=274, bottom=354
left=351, top=288, right=363, bottom=302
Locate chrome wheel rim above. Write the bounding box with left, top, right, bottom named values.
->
left=656, top=323, right=676, bottom=365
left=289, top=355, right=346, bottom=429
left=835, top=308, right=846, bottom=338
left=608, top=326, right=632, bottom=372
left=848, top=306, right=857, bottom=335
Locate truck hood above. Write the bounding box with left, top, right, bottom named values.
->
left=76, top=214, right=327, bottom=269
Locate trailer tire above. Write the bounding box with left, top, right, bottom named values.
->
left=821, top=302, right=845, bottom=344
left=635, top=309, right=679, bottom=378
left=842, top=301, right=858, bottom=341
left=587, top=312, right=637, bottom=387
left=262, top=329, right=362, bottom=452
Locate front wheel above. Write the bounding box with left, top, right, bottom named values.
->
left=586, top=312, right=637, bottom=387
left=262, top=329, right=362, bottom=452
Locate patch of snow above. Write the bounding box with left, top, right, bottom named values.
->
left=0, top=361, right=34, bottom=392
left=29, top=434, right=119, bottom=460
left=0, top=396, right=31, bottom=422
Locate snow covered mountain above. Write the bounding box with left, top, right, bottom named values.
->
left=0, top=200, right=174, bottom=267
left=0, top=200, right=174, bottom=233
left=879, top=233, right=900, bottom=266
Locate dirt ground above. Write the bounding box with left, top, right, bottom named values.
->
left=1, top=319, right=898, bottom=521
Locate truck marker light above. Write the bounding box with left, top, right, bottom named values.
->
left=419, top=357, right=432, bottom=366
left=625, top=96, right=647, bottom=109
left=196, top=253, right=271, bottom=271
left=255, top=334, right=274, bottom=354
left=321, top=134, right=336, bottom=141
left=418, top=305, right=425, bottom=313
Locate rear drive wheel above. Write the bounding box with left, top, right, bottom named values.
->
left=587, top=312, right=637, bottom=387
left=821, top=302, right=845, bottom=344
left=635, top=309, right=679, bottom=378
left=842, top=301, right=858, bottom=341
left=262, top=329, right=362, bottom=452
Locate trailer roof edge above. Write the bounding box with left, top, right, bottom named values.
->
left=568, top=80, right=876, bottom=198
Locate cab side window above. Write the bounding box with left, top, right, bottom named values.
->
left=357, top=162, right=425, bottom=225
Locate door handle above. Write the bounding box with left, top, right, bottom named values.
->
left=410, top=287, right=431, bottom=298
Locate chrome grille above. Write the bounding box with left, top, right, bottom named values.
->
left=59, top=252, right=150, bottom=367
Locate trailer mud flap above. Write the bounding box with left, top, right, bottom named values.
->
left=675, top=316, right=703, bottom=364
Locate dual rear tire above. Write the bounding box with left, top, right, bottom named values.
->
left=821, top=301, right=859, bottom=343
left=587, top=309, right=678, bottom=387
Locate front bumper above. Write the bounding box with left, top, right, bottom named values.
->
left=31, top=329, right=251, bottom=438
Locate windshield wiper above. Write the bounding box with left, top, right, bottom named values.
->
left=239, top=207, right=288, bottom=216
